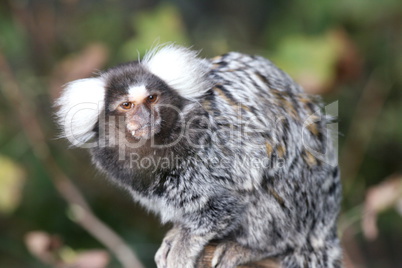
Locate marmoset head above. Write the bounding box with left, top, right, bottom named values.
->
left=56, top=45, right=212, bottom=148
left=103, top=63, right=182, bottom=141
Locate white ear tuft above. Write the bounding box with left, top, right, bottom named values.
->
left=142, top=45, right=211, bottom=99
left=55, top=78, right=105, bottom=146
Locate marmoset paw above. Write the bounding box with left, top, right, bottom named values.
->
left=211, top=242, right=243, bottom=268
left=155, top=228, right=179, bottom=268
left=155, top=238, right=171, bottom=268
left=165, top=245, right=196, bottom=268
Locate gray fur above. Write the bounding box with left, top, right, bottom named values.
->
left=56, top=46, right=342, bottom=268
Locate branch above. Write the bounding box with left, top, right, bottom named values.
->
left=0, top=49, right=144, bottom=268
left=197, top=244, right=280, bottom=268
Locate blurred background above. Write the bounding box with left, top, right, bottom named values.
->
left=0, top=0, right=401, bottom=267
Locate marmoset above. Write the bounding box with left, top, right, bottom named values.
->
left=56, top=45, right=342, bottom=268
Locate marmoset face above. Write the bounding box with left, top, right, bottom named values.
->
left=102, top=63, right=186, bottom=145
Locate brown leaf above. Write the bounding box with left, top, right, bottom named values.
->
left=25, top=231, right=62, bottom=265
left=362, top=174, right=402, bottom=240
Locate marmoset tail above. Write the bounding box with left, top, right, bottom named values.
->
left=56, top=45, right=342, bottom=268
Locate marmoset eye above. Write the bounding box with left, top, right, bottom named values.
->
left=147, top=94, right=158, bottom=104
left=120, top=102, right=133, bottom=110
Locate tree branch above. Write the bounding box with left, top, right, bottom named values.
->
left=0, top=49, right=144, bottom=268
left=197, top=244, right=280, bottom=268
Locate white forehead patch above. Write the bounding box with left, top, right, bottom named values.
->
left=128, top=85, right=148, bottom=103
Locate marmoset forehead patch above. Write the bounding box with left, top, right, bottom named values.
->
left=128, top=85, right=148, bottom=103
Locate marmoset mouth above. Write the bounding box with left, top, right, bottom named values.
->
left=129, top=124, right=159, bottom=139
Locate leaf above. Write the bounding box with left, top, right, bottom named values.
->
left=0, top=155, right=25, bottom=214
left=25, top=231, right=61, bottom=265
left=362, top=174, right=402, bottom=240
left=25, top=231, right=110, bottom=268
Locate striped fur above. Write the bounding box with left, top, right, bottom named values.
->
left=57, top=45, right=342, bottom=268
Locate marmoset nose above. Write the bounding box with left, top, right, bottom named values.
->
left=127, top=120, right=143, bottom=132
left=127, top=105, right=151, bottom=131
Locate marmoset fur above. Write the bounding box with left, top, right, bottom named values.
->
left=56, top=45, right=342, bottom=268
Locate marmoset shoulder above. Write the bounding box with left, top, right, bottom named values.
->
left=56, top=45, right=342, bottom=268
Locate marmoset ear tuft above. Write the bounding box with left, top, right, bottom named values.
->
left=55, top=78, right=105, bottom=146
left=142, top=45, right=212, bottom=99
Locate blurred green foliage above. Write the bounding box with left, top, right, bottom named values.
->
left=0, top=155, right=25, bottom=214
left=0, top=0, right=401, bottom=267
left=121, top=4, right=189, bottom=59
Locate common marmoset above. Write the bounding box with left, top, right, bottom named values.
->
left=56, top=45, right=342, bottom=268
